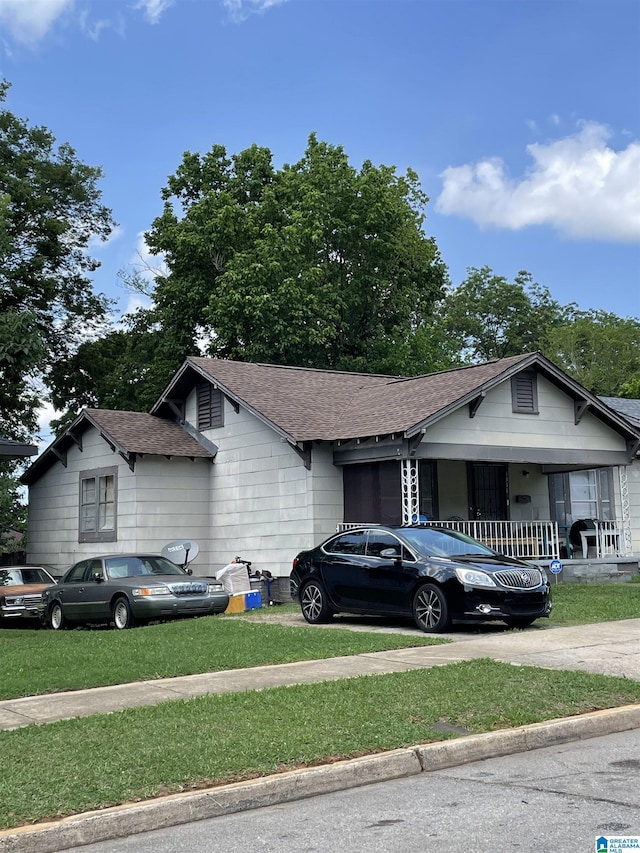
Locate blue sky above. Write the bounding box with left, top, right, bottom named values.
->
left=1, top=0, right=639, bottom=331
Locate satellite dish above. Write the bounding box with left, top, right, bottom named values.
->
left=161, top=540, right=200, bottom=569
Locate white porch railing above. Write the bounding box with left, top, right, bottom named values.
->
left=336, top=520, right=561, bottom=560
left=428, top=520, right=560, bottom=560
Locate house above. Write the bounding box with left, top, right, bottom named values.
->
left=21, top=352, right=640, bottom=583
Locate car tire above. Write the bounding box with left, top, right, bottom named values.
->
left=300, top=580, right=333, bottom=624
left=112, top=596, right=136, bottom=630
left=505, top=616, right=537, bottom=629
left=412, top=583, right=451, bottom=633
left=49, top=601, right=65, bottom=631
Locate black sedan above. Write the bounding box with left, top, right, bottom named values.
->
left=290, top=525, right=551, bottom=632
left=42, top=555, right=229, bottom=630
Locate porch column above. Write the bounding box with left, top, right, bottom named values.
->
left=620, top=465, right=632, bottom=556
left=401, top=459, right=420, bottom=525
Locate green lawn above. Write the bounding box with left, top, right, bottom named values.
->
left=2, top=658, right=639, bottom=830
left=1, top=581, right=639, bottom=700
left=549, top=579, right=640, bottom=625
left=0, top=615, right=445, bottom=700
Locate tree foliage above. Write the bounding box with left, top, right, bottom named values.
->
left=142, top=134, right=449, bottom=378
left=440, top=266, right=565, bottom=362
left=0, top=81, right=115, bottom=535
left=542, top=308, right=640, bottom=396
left=0, top=80, right=114, bottom=439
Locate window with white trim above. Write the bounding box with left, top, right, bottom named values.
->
left=79, top=467, right=117, bottom=543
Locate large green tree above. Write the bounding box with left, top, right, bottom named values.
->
left=0, top=80, right=114, bottom=440
left=440, top=266, right=565, bottom=362
left=142, top=134, right=449, bottom=377
left=543, top=308, right=640, bottom=396
left=0, top=81, right=115, bottom=536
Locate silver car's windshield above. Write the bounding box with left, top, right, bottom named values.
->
left=104, top=556, right=187, bottom=579
left=400, top=527, right=495, bottom=558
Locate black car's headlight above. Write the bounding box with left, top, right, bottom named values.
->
left=455, top=568, right=498, bottom=588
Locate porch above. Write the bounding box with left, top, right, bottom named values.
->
left=336, top=519, right=630, bottom=562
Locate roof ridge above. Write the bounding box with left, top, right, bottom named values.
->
left=187, top=356, right=402, bottom=382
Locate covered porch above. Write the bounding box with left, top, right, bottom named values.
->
left=337, top=456, right=634, bottom=562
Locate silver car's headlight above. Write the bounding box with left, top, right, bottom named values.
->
left=207, top=583, right=223, bottom=593
left=132, top=586, right=171, bottom=597
left=455, top=568, right=497, bottom=588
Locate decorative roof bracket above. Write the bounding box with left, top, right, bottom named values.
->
left=574, top=399, right=589, bottom=425
left=50, top=446, right=68, bottom=468
left=405, top=432, right=424, bottom=457
left=291, top=441, right=311, bottom=470
left=164, top=399, right=185, bottom=423
left=469, top=392, right=486, bottom=418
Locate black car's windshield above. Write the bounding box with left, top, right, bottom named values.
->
left=0, top=568, right=53, bottom=585
left=400, top=527, right=495, bottom=558
left=104, top=556, right=187, bottom=579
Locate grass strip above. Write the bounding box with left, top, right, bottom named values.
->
left=549, top=580, right=640, bottom=625
left=0, top=616, right=444, bottom=700
left=1, top=658, right=640, bottom=830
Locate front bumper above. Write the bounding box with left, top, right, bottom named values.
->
left=457, top=587, right=552, bottom=621
left=130, top=592, right=229, bottom=619
left=1, top=601, right=45, bottom=620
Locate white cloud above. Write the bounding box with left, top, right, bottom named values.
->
left=0, top=0, right=173, bottom=45
left=436, top=122, right=640, bottom=243
left=223, top=0, right=288, bottom=23
left=0, top=0, right=74, bottom=45
left=134, top=0, right=175, bottom=25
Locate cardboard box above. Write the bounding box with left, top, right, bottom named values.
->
left=224, top=591, right=262, bottom=613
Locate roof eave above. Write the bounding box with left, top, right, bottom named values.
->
left=152, top=358, right=300, bottom=446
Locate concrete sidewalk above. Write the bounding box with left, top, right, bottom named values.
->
left=2, top=618, right=639, bottom=731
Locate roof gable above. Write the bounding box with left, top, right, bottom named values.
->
left=21, top=409, right=213, bottom=486
left=153, top=353, right=640, bottom=447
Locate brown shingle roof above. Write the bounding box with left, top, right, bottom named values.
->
left=21, top=409, right=212, bottom=486
left=186, top=353, right=534, bottom=441
left=84, top=410, right=212, bottom=457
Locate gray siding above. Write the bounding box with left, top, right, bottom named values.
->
left=26, top=429, right=212, bottom=574
left=192, top=395, right=340, bottom=577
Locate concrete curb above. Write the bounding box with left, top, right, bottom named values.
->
left=2, top=703, right=639, bottom=853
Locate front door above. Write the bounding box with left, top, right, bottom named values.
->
left=467, top=463, right=508, bottom=520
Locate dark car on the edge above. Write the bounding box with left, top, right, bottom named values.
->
left=290, top=525, right=551, bottom=633
left=42, top=554, right=229, bottom=630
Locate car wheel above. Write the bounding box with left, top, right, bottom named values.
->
left=505, top=616, right=537, bottom=629
left=49, top=601, right=65, bottom=631
left=300, top=580, right=333, bottom=624
left=112, top=596, right=136, bottom=630
left=413, top=583, right=451, bottom=633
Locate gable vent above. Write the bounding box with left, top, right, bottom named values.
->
left=197, top=383, right=223, bottom=430
left=511, top=371, right=539, bottom=414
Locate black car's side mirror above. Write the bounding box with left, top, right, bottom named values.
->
left=380, top=548, right=402, bottom=564
left=92, top=572, right=104, bottom=583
